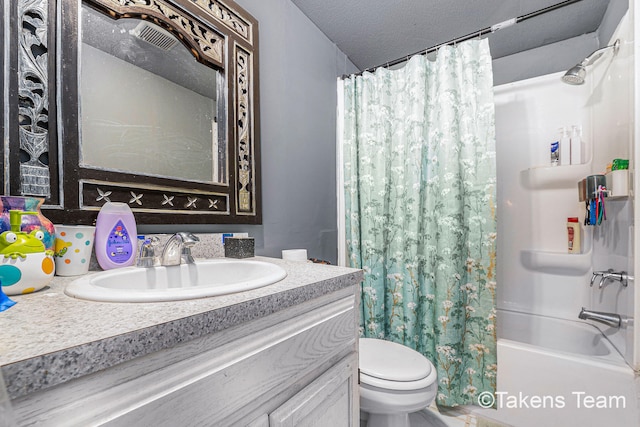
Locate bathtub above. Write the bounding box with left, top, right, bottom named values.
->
left=473, top=309, right=638, bottom=427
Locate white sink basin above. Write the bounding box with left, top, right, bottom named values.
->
left=65, top=259, right=287, bottom=303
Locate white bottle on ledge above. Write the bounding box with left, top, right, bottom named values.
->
left=570, top=125, right=583, bottom=165
left=559, top=127, right=570, bottom=166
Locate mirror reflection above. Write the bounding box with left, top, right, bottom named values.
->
left=80, top=4, right=225, bottom=184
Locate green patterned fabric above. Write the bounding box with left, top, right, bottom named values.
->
left=341, top=39, right=497, bottom=407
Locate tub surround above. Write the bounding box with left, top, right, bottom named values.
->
left=1, top=257, right=362, bottom=403
left=494, top=8, right=635, bottom=366
left=474, top=309, right=638, bottom=427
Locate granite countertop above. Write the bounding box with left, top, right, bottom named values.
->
left=0, top=257, right=362, bottom=400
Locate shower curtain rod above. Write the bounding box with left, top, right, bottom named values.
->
left=345, top=0, right=584, bottom=78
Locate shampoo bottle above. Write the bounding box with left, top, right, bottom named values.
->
left=567, top=217, right=581, bottom=254
left=95, top=202, right=137, bottom=270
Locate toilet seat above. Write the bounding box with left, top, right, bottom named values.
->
left=359, top=338, right=437, bottom=391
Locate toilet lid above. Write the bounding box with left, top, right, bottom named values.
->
left=359, top=338, right=432, bottom=382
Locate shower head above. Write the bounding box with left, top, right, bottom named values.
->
left=561, top=39, right=621, bottom=85
left=562, top=64, right=587, bottom=85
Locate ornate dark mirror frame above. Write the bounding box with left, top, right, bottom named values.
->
left=4, top=0, right=260, bottom=225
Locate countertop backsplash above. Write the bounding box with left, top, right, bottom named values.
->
left=88, top=232, right=249, bottom=271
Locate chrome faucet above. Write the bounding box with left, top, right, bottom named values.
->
left=590, top=270, right=609, bottom=287
left=590, top=269, right=628, bottom=289
left=578, top=307, right=622, bottom=328
left=160, top=232, right=200, bottom=266
left=136, top=236, right=160, bottom=267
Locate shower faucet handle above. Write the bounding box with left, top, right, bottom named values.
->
left=591, top=269, right=628, bottom=289
left=590, top=269, right=612, bottom=287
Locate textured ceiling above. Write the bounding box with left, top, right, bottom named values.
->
left=290, top=0, right=610, bottom=71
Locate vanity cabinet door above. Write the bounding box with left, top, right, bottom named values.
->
left=269, top=353, right=358, bottom=427
left=10, top=291, right=358, bottom=427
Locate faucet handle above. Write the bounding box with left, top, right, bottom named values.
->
left=590, top=269, right=613, bottom=287
left=178, top=232, right=199, bottom=264
left=137, top=236, right=160, bottom=268
left=595, top=269, right=628, bottom=289
left=177, top=232, right=199, bottom=246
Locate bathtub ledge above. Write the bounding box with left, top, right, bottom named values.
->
left=520, top=249, right=591, bottom=275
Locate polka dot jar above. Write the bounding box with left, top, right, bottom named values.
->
left=54, top=225, right=96, bottom=276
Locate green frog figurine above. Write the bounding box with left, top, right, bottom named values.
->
left=0, top=210, right=55, bottom=295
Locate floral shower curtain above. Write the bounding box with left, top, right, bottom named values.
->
left=340, top=39, right=497, bottom=407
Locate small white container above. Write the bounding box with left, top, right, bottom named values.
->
left=605, top=169, right=629, bottom=198
left=282, top=249, right=308, bottom=262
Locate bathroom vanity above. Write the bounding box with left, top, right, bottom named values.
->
left=1, top=257, right=362, bottom=426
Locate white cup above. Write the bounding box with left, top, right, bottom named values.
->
left=54, top=225, right=96, bottom=276
left=282, top=249, right=308, bottom=262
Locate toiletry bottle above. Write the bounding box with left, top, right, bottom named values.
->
left=567, top=217, right=581, bottom=253
left=559, top=127, right=570, bottom=166
left=95, top=202, right=137, bottom=270
left=550, top=141, right=559, bottom=166
left=570, top=125, right=582, bottom=165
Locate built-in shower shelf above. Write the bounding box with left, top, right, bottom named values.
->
left=520, top=249, right=592, bottom=275
left=521, top=162, right=592, bottom=190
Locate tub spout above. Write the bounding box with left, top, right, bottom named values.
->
left=578, top=307, right=621, bottom=328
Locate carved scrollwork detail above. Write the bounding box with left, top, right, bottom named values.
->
left=89, top=0, right=223, bottom=65
left=236, top=48, right=253, bottom=213
left=23, top=0, right=259, bottom=224
left=18, top=0, right=50, bottom=197
left=190, top=0, right=251, bottom=43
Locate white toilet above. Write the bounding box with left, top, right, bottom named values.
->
left=359, top=338, right=438, bottom=427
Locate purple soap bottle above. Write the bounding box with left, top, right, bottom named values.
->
left=94, top=202, right=138, bottom=270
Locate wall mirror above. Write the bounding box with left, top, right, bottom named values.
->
left=12, top=0, right=261, bottom=225
left=80, top=6, right=225, bottom=185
